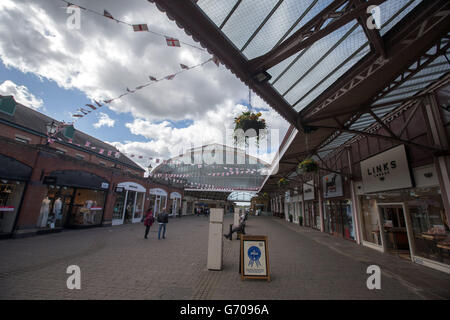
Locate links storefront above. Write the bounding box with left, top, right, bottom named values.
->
left=0, top=154, right=31, bottom=237
left=39, top=171, right=109, bottom=230
left=358, top=145, right=450, bottom=273
left=112, top=182, right=146, bottom=225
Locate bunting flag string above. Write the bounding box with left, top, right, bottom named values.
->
left=61, top=0, right=207, bottom=52
left=66, top=56, right=217, bottom=120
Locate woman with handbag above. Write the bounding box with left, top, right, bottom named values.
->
left=143, top=209, right=154, bottom=239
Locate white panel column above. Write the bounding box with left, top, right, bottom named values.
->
left=425, top=94, right=450, bottom=224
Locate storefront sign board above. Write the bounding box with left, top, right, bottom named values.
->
left=303, top=181, right=315, bottom=201
left=361, top=144, right=413, bottom=193
left=240, top=235, right=270, bottom=281
left=322, top=173, right=343, bottom=198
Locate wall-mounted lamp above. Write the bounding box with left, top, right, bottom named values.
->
left=253, top=70, right=272, bottom=83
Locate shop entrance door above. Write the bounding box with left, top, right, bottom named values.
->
left=379, top=204, right=411, bottom=260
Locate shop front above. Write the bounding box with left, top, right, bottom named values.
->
left=0, top=154, right=31, bottom=237
left=112, top=182, right=146, bottom=225
left=149, top=188, right=168, bottom=215
left=303, top=181, right=319, bottom=229
left=359, top=145, right=450, bottom=273
left=40, top=170, right=109, bottom=229
left=322, top=173, right=355, bottom=241
left=169, top=192, right=182, bottom=217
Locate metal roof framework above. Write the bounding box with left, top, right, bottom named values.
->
left=149, top=0, right=450, bottom=194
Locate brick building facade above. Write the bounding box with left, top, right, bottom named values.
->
left=0, top=95, right=184, bottom=238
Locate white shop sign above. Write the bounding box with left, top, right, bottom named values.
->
left=284, top=191, right=290, bottom=202
left=303, top=180, right=315, bottom=201
left=360, top=144, right=413, bottom=193
left=322, top=173, right=343, bottom=198
left=150, top=188, right=167, bottom=196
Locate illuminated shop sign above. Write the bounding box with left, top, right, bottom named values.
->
left=360, top=144, right=413, bottom=193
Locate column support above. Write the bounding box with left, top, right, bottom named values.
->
left=424, top=94, right=450, bottom=224
left=347, top=148, right=362, bottom=244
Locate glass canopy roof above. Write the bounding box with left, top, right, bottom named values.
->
left=196, top=0, right=424, bottom=113
left=150, top=144, right=270, bottom=192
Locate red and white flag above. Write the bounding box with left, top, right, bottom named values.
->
left=99, top=149, right=104, bottom=154
left=85, top=141, right=91, bottom=147
left=156, top=159, right=160, bottom=163
left=180, top=64, right=189, bottom=70
left=149, top=76, right=157, bottom=81
left=114, top=152, right=120, bottom=158
left=86, top=104, right=96, bottom=110
left=132, top=24, right=148, bottom=32
left=72, top=114, right=83, bottom=118
left=165, top=74, right=176, bottom=80
left=107, top=151, right=112, bottom=156
left=104, top=10, right=114, bottom=20
left=165, top=37, right=180, bottom=47
left=94, top=100, right=103, bottom=107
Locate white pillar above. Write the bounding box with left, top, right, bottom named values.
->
left=317, top=175, right=325, bottom=232
left=425, top=94, right=450, bottom=224
left=347, top=148, right=362, bottom=244
left=207, top=208, right=224, bottom=271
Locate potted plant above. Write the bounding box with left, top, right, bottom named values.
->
left=277, top=177, right=288, bottom=188
left=233, top=111, right=267, bottom=146
left=297, top=158, right=319, bottom=174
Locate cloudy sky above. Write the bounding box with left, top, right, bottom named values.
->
left=0, top=0, right=290, bottom=169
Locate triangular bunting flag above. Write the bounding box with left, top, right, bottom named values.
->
left=86, top=104, right=96, bottom=110
left=180, top=64, right=189, bottom=70
left=165, top=37, right=180, bottom=47
left=149, top=76, right=157, bottom=81
left=132, top=24, right=149, bottom=32
left=104, top=10, right=114, bottom=20
left=165, top=74, right=176, bottom=80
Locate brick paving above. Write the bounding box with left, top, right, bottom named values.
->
left=0, top=214, right=449, bottom=300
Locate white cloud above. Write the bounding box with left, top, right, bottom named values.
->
left=0, top=80, right=43, bottom=110
left=94, top=112, right=115, bottom=128
left=0, top=0, right=291, bottom=168
left=108, top=100, right=289, bottom=169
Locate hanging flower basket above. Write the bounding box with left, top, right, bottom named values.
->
left=233, top=111, right=267, bottom=146
left=278, top=177, right=288, bottom=188
left=297, top=158, right=319, bottom=174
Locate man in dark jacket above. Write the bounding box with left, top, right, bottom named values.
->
left=157, top=208, right=169, bottom=240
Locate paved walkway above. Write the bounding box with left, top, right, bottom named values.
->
left=0, top=214, right=449, bottom=299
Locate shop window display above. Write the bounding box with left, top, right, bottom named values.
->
left=134, top=192, right=144, bottom=220
left=0, top=180, right=25, bottom=235
left=124, top=191, right=136, bottom=223
left=360, top=197, right=382, bottom=245
left=39, top=185, right=75, bottom=229
left=407, top=187, right=449, bottom=265
left=113, top=190, right=126, bottom=221
left=70, top=189, right=105, bottom=226
left=324, top=200, right=354, bottom=240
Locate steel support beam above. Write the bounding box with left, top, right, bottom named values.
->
left=249, top=0, right=387, bottom=72
left=150, top=0, right=299, bottom=127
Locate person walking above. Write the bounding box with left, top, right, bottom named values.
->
left=157, top=208, right=169, bottom=240
left=143, top=209, right=154, bottom=239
